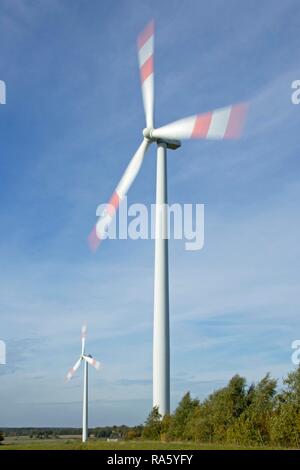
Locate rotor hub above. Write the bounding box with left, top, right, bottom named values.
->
left=143, top=127, right=154, bottom=141
left=143, top=127, right=181, bottom=150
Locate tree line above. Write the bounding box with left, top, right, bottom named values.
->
left=142, top=367, right=300, bottom=447
left=1, top=367, right=300, bottom=447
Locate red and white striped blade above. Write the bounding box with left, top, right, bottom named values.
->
left=66, top=357, right=82, bottom=381
left=138, top=20, right=154, bottom=128
left=152, top=103, right=248, bottom=141
left=81, top=325, right=87, bottom=356
left=88, top=139, right=150, bottom=251
left=83, top=355, right=101, bottom=371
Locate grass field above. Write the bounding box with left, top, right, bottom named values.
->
left=0, top=437, right=288, bottom=450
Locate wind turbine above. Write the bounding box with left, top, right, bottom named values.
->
left=66, top=325, right=101, bottom=442
left=88, top=21, right=248, bottom=416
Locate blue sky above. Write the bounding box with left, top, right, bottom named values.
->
left=1, top=0, right=300, bottom=427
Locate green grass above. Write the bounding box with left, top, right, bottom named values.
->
left=0, top=438, right=288, bottom=450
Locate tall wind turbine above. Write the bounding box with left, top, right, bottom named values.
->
left=88, top=21, right=247, bottom=416
left=66, top=325, right=101, bottom=442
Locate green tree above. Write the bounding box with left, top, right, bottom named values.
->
left=184, top=405, right=205, bottom=442
left=160, top=414, right=172, bottom=442
left=138, top=369, right=300, bottom=447
left=0, top=431, right=4, bottom=444
left=270, top=367, right=300, bottom=447
left=227, top=373, right=277, bottom=445
left=125, top=425, right=143, bottom=440
left=196, top=375, right=247, bottom=442
left=142, top=407, right=162, bottom=440
left=281, top=366, right=300, bottom=406
left=167, top=392, right=199, bottom=440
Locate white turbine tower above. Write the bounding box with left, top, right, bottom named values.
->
left=66, top=325, right=101, bottom=442
left=88, top=21, right=248, bottom=416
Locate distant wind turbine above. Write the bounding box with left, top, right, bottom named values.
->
left=66, top=325, right=101, bottom=442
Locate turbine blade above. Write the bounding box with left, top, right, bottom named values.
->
left=138, top=20, right=154, bottom=128
left=66, top=357, right=82, bottom=381
left=152, top=103, right=248, bottom=141
left=81, top=324, right=87, bottom=356
left=83, top=355, right=101, bottom=371
left=88, top=139, right=150, bottom=251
